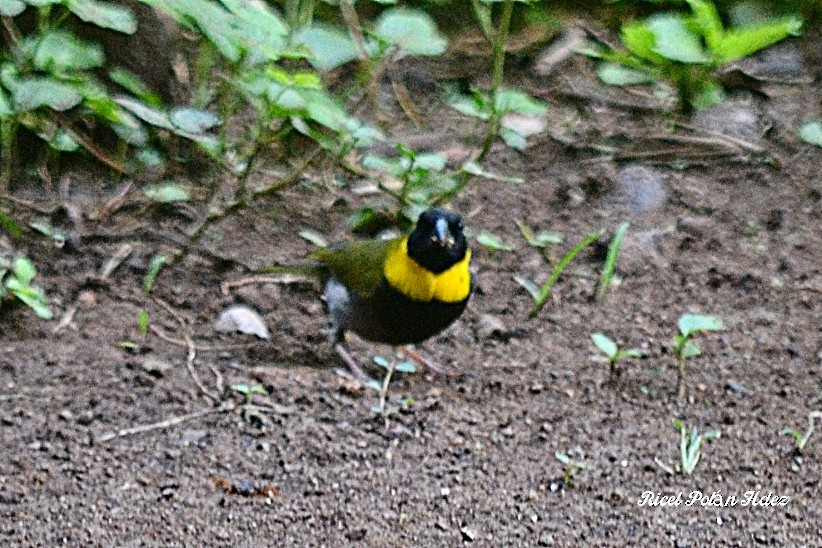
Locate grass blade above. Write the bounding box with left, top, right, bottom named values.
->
left=531, top=230, right=603, bottom=315
left=597, top=221, right=629, bottom=300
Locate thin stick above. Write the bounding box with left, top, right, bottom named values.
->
left=96, top=402, right=233, bottom=443
left=378, top=360, right=396, bottom=428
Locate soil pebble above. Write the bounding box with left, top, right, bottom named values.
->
left=214, top=305, right=270, bottom=339
left=612, top=165, right=667, bottom=215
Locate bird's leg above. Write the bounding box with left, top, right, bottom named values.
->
left=402, top=345, right=462, bottom=378
left=334, top=343, right=378, bottom=385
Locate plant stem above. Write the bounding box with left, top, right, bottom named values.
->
left=477, top=0, right=515, bottom=162
left=676, top=352, right=686, bottom=402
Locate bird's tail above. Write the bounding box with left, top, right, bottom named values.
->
left=256, top=263, right=326, bottom=280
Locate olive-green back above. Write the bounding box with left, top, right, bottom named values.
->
left=313, top=238, right=398, bottom=295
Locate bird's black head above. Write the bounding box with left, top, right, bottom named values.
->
left=406, top=208, right=468, bottom=274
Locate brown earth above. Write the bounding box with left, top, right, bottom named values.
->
left=1, top=23, right=821, bottom=547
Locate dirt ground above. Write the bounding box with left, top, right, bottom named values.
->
left=1, top=20, right=821, bottom=547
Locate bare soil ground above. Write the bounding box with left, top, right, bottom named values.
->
left=1, top=24, right=821, bottom=547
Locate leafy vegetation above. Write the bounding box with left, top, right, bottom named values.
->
left=555, top=452, right=586, bottom=487
left=673, top=313, right=725, bottom=400
left=780, top=411, right=821, bottom=453
left=585, top=0, right=803, bottom=110
left=596, top=221, right=628, bottom=301
left=591, top=332, right=642, bottom=381
left=673, top=418, right=720, bottom=474
left=515, top=230, right=602, bottom=315
left=0, top=255, right=52, bottom=319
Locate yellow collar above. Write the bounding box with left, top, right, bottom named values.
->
left=383, top=237, right=471, bottom=303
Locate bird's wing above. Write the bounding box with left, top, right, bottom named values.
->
left=313, top=237, right=399, bottom=296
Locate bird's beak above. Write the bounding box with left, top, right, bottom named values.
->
left=434, top=218, right=455, bottom=248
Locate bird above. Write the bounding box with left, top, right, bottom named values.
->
left=287, top=208, right=472, bottom=382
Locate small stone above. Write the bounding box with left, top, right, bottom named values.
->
left=613, top=165, right=667, bottom=215
left=692, top=100, right=762, bottom=141
left=475, top=314, right=508, bottom=341
left=142, top=358, right=174, bottom=378
left=181, top=429, right=208, bottom=445
left=726, top=382, right=748, bottom=395
left=58, top=409, right=74, bottom=422
left=76, top=290, right=97, bottom=309
left=460, top=526, right=478, bottom=542
left=214, top=305, right=270, bottom=339
left=539, top=534, right=554, bottom=546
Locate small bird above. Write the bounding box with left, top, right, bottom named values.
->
left=307, top=208, right=472, bottom=381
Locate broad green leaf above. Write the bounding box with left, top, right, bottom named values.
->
left=495, top=89, right=547, bottom=116
left=294, top=26, right=360, bottom=72
left=302, top=89, right=348, bottom=130
left=12, top=256, right=36, bottom=285
left=516, top=220, right=562, bottom=247
left=25, top=0, right=62, bottom=6
left=713, top=16, right=803, bottom=63
left=275, top=88, right=306, bottom=111
left=591, top=332, right=618, bottom=358
left=413, top=153, right=447, bottom=172
left=170, top=107, right=220, bottom=134
left=646, top=14, right=710, bottom=63
left=143, top=182, right=190, bottom=203
left=0, top=0, right=25, bottom=16
left=13, top=78, right=82, bottom=111
left=33, top=31, right=105, bottom=72
left=621, top=20, right=661, bottom=62
left=597, top=62, right=656, bottom=86
left=678, top=313, right=725, bottom=336
left=66, top=0, right=137, bottom=34
left=375, top=9, right=447, bottom=57
left=798, top=120, right=822, bottom=147
left=449, top=93, right=491, bottom=120
left=617, top=348, right=643, bottom=359
left=373, top=356, right=390, bottom=369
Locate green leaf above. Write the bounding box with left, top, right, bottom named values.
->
left=618, top=349, right=643, bottom=359
left=499, top=127, right=526, bottom=151
left=591, top=332, right=618, bottom=358
left=690, top=80, right=725, bottom=110
left=798, top=120, right=822, bottom=147
left=597, top=221, right=629, bottom=300
left=170, top=107, right=220, bottom=134
left=108, top=67, right=161, bottom=106
left=298, top=229, right=328, bottom=247
left=14, top=291, right=53, bottom=319
left=476, top=231, right=515, bottom=252
left=712, top=16, right=802, bottom=63
left=449, top=91, right=491, bottom=121
left=413, top=152, right=447, bottom=172
left=597, top=62, right=656, bottom=86
left=678, top=313, right=725, bottom=336
left=683, top=340, right=702, bottom=358
left=373, top=356, right=390, bottom=369
left=115, top=96, right=174, bottom=129
left=621, top=20, right=662, bottom=63
left=142, top=254, right=167, bottom=293
left=13, top=78, right=82, bottom=111
left=12, top=256, right=36, bottom=285
left=513, top=276, right=541, bottom=303
left=516, top=220, right=562, bottom=247
left=143, top=182, right=191, bottom=203
left=137, top=309, right=149, bottom=336
left=0, top=209, right=21, bottom=236
left=395, top=361, right=416, bottom=374
left=293, top=25, right=360, bottom=71
left=494, top=89, right=547, bottom=116
left=48, top=128, right=80, bottom=152
left=685, top=0, right=724, bottom=53
left=0, top=87, right=12, bottom=116
left=646, top=13, right=711, bottom=63
left=375, top=9, right=447, bottom=57
left=462, top=161, right=524, bottom=184
left=66, top=0, right=137, bottom=33
left=0, top=0, right=25, bottom=16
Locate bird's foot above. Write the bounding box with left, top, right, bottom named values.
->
left=334, top=343, right=380, bottom=388
left=403, top=346, right=462, bottom=378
